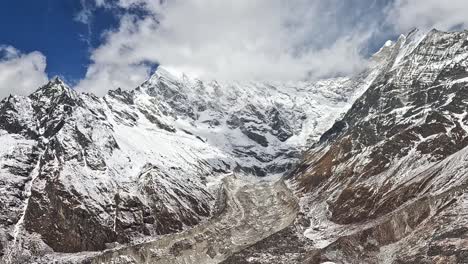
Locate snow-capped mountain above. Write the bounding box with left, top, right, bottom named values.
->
left=4, top=26, right=468, bottom=264
left=0, top=50, right=383, bottom=262
left=223, top=29, right=468, bottom=263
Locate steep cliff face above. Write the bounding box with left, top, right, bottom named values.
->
left=285, top=29, right=468, bottom=263
left=0, top=58, right=376, bottom=261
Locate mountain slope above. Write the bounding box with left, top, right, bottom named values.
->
left=221, top=29, right=468, bottom=264
left=4, top=27, right=466, bottom=264
left=284, top=29, right=468, bottom=263
left=0, top=57, right=381, bottom=262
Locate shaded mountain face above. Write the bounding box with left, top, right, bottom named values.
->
left=287, top=29, right=468, bottom=263
left=0, top=58, right=379, bottom=260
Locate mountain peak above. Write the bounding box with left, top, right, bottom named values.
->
left=149, top=66, right=182, bottom=83
left=29, top=76, right=77, bottom=104
left=51, top=76, right=67, bottom=85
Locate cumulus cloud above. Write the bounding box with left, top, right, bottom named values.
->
left=75, top=0, right=388, bottom=95
left=0, top=46, right=48, bottom=99
left=387, top=0, right=468, bottom=32
left=74, top=60, right=151, bottom=94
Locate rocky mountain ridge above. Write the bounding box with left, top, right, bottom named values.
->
left=224, top=29, right=468, bottom=264
left=2, top=28, right=467, bottom=264
left=0, top=51, right=382, bottom=262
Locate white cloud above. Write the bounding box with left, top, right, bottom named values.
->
left=75, top=0, right=385, bottom=95
left=0, top=46, right=48, bottom=99
left=387, top=0, right=468, bottom=32
left=74, top=61, right=150, bottom=94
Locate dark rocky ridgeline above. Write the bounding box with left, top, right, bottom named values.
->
left=224, top=29, right=468, bottom=264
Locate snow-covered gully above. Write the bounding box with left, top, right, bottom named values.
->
left=85, top=175, right=298, bottom=264
left=4, top=151, right=43, bottom=263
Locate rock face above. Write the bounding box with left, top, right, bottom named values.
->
left=0, top=59, right=375, bottom=262
left=278, top=29, right=468, bottom=263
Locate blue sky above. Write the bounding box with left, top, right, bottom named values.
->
left=0, top=0, right=118, bottom=83
left=0, top=0, right=391, bottom=83
left=0, top=0, right=467, bottom=98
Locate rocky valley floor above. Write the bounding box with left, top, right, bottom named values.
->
left=33, top=175, right=298, bottom=264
